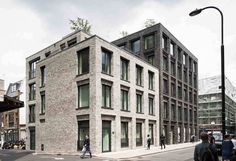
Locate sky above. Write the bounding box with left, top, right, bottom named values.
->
left=0, top=0, right=236, bottom=90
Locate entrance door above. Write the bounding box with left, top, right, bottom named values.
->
left=102, top=121, right=111, bottom=152
left=78, top=121, right=89, bottom=150
left=29, top=128, right=35, bottom=150
left=149, top=124, right=154, bottom=145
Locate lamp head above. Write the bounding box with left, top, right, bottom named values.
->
left=189, top=8, right=203, bottom=16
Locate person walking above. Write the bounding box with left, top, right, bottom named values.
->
left=194, top=132, right=219, bottom=161
left=160, top=134, right=166, bottom=149
left=80, top=135, right=92, bottom=159
left=222, top=134, right=234, bottom=161
left=209, top=133, right=215, bottom=144
left=191, top=135, right=195, bottom=143
left=147, top=134, right=151, bottom=150
left=231, top=135, right=236, bottom=153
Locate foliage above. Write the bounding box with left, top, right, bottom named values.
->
left=144, top=19, right=156, bottom=28
left=69, top=17, right=91, bottom=33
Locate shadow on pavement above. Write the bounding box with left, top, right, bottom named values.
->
left=0, top=149, right=33, bottom=161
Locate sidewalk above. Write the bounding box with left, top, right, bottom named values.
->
left=96, top=141, right=200, bottom=159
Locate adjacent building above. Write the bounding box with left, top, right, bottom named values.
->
left=26, top=30, right=159, bottom=154
left=1, top=80, right=26, bottom=142
left=113, top=23, right=198, bottom=144
left=198, top=76, right=236, bottom=134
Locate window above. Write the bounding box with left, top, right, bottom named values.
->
left=144, top=35, right=154, bottom=50
left=102, top=49, right=112, bottom=75
left=136, top=65, right=143, bottom=86
left=189, top=73, right=192, bottom=86
left=194, top=111, right=197, bottom=123
left=40, top=92, right=45, bottom=114
left=162, top=35, right=168, bottom=51
left=189, top=109, right=193, bottom=123
left=163, top=101, right=168, bottom=119
left=121, top=122, right=129, bottom=147
left=121, top=89, right=129, bottom=111
left=189, top=90, right=193, bottom=103
left=11, top=84, right=17, bottom=92
left=136, top=123, right=142, bottom=146
left=78, top=47, right=89, bottom=75
left=67, top=37, right=77, bottom=47
left=194, top=75, right=197, bottom=88
left=184, top=69, right=187, bottom=83
left=163, top=78, right=168, bottom=95
left=29, top=105, right=35, bottom=123
left=178, top=48, right=182, bottom=62
left=178, top=106, right=182, bottom=122
left=29, top=83, right=36, bottom=101
left=78, top=84, right=89, bottom=108
left=148, top=71, right=154, bottom=90
left=171, top=103, right=176, bottom=121
left=194, top=92, right=197, bottom=105
left=163, top=56, right=168, bottom=72
left=170, top=42, right=174, bottom=55
left=40, top=66, right=45, bottom=87
left=177, top=64, right=182, bottom=79
left=118, top=44, right=126, bottom=49
left=147, top=54, right=154, bottom=65
left=171, top=61, right=175, bottom=76
left=131, top=39, right=140, bottom=54
left=184, top=86, right=188, bottom=102
left=8, top=112, right=14, bottom=127
left=193, top=62, right=197, bottom=73
left=102, top=84, right=111, bottom=108
left=178, top=83, right=182, bottom=99
left=183, top=53, right=187, bottom=65
left=171, top=81, right=176, bottom=97
left=184, top=108, right=188, bottom=122
left=189, top=58, right=192, bottom=70
left=149, top=96, right=154, bottom=115
left=136, top=92, right=142, bottom=113
left=29, top=59, right=39, bottom=79
left=60, top=43, right=66, bottom=50
left=120, top=58, right=129, bottom=81
left=45, top=51, right=51, bottom=57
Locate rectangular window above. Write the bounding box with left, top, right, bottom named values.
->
left=189, top=90, right=193, bottom=103
left=184, top=69, right=187, bottom=83
left=136, top=93, right=142, bottom=113
left=178, top=48, right=182, bottom=62
left=29, top=59, right=39, bottom=79
left=193, top=62, right=197, bottom=73
left=60, top=43, right=66, bottom=50
left=163, top=56, right=168, bottom=72
left=189, top=73, right=192, bottom=86
left=29, top=105, right=35, bottom=123
left=121, top=122, right=129, bottom=147
left=29, top=83, right=36, bottom=101
left=40, top=66, right=45, bottom=87
left=184, top=108, right=188, bottom=122
left=163, top=78, right=168, bottom=95
left=67, top=37, right=77, bottom=47
left=120, top=58, right=129, bottom=81
left=147, top=54, right=154, bottom=65
left=177, top=64, right=182, bottom=79
left=144, top=35, right=154, bottom=50
left=149, top=96, right=154, bottom=115
left=148, top=71, right=154, bottom=90
left=194, top=75, right=197, bottom=88
left=184, top=86, right=188, bottom=102
left=121, top=89, right=129, bottom=111
left=131, top=39, right=140, bottom=54
left=194, top=111, right=197, bottom=123
left=178, top=106, right=182, bottom=122
left=171, top=61, right=175, bottom=76
left=171, top=103, right=176, bottom=121
left=40, top=92, right=45, bottom=114
left=189, top=109, right=193, bottom=123
left=163, top=101, right=168, bottom=119
left=78, top=47, right=89, bottom=75
left=170, top=42, right=174, bottom=55
left=162, top=35, right=168, bottom=51
left=8, top=112, right=14, bottom=127
left=171, top=82, right=176, bottom=97
left=102, top=84, right=111, bottom=108
left=183, top=53, right=187, bottom=65
left=136, top=65, right=143, bottom=86
left=102, top=49, right=112, bottom=75
left=136, top=123, right=142, bottom=146
left=78, top=84, right=89, bottom=108
left=178, top=83, right=182, bottom=99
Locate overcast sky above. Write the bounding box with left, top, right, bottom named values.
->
left=0, top=0, right=236, bottom=89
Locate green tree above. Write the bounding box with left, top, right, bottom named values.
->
left=120, top=31, right=128, bottom=37
left=69, top=17, right=91, bottom=34
left=144, top=19, right=156, bottom=28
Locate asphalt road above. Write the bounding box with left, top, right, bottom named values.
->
left=0, top=147, right=221, bottom=161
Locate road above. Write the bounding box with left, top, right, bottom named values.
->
left=0, top=147, right=221, bottom=161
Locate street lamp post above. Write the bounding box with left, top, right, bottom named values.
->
left=189, top=6, right=226, bottom=137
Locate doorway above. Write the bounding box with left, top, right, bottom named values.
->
left=29, top=127, right=35, bottom=150
left=102, top=121, right=111, bottom=152
left=78, top=121, right=89, bottom=150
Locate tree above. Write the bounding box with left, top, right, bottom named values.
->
left=120, top=31, right=128, bottom=37
left=69, top=17, right=91, bottom=34
left=144, top=19, right=156, bottom=28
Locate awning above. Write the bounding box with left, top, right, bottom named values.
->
left=0, top=95, right=24, bottom=112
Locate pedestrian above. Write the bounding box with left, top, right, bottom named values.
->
left=222, top=134, right=234, bottom=161
left=209, top=133, right=215, bottom=144
left=191, top=135, right=195, bottom=143
left=160, top=134, right=166, bottom=149
left=147, top=134, right=151, bottom=150
left=194, top=132, right=219, bottom=161
left=231, top=150, right=236, bottom=161
left=80, top=135, right=92, bottom=159
left=231, top=135, right=236, bottom=153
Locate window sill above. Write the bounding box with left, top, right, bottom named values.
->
left=76, top=107, right=89, bottom=110
left=40, top=85, right=45, bottom=88
left=149, top=114, right=155, bottom=116
left=39, top=113, right=45, bottom=116
left=136, top=84, right=144, bottom=88
left=121, top=79, right=130, bottom=83
left=148, top=88, right=155, bottom=91
left=120, top=109, right=130, bottom=112
left=136, top=112, right=144, bottom=114
left=76, top=72, right=89, bottom=77
left=101, top=72, right=113, bottom=77
left=102, top=107, right=113, bottom=110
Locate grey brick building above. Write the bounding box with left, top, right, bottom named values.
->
left=26, top=30, right=159, bottom=154
left=113, top=23, right=198, bottom=144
